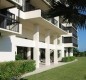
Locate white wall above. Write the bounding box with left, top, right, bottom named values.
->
left=16, top=37, right=35, bottom=47
left=21, top=28, right=34, bottom=40
left=39, top=34, right=45, bottom=42
left=0, top=35, right=16, bottom=62
left=9, top=8, right=41, bottom=19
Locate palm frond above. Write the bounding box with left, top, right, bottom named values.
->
left=46, top=0, right=86, bottom=28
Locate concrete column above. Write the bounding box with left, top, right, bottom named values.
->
left=70, top=48, right=73, bottom=56
left=27, top=48, right=31, bottom=60
left=39, top=49, right=41, bottom=63
left=66, top=48, right=69, bottom=57
left=53, top=35, right=58, bottom=64
left=33, top=26, right=40, bottom=68
left=61, top=47, right=65, bottom=58
left=11, top=35, right=17, bottom=61
left=45, top=30, right=50, bottom=65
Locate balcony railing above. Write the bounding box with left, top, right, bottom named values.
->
left=59, top=23, right=67, bottom=32
left=62, top=37, right=72, bottom=43
left=0, top=11, right=19, bottom=32
left=73, top=43, right=78, bottom=47
left=41, top=11, right=58, bottom=26
left=60, top=23, right=77, bottom=37
left=62, top=37, right=78, bottom=44
left=73, top=33, right=77, bottom=38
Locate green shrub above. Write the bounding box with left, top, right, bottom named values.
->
left=62, top=56, right=75, bottom=62
left=16, top=54, right=24, bottom=60
left=79, top=52, right=86, bottom=57
left=0, top=60, right=35, bottom=80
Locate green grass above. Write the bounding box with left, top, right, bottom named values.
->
left=24, top=57, right=86, bottom=80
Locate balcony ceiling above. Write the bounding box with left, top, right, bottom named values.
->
left=32, top=18, right=67, bottom=35
left=0, top=0, right=14, bottom=9
left=30, top=0, right=50, bottom=11
left=20, top=17, right=67, bottom=37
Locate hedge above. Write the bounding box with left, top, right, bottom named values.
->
left=16, top=54, right=24, bottom=60
left=0, top=60, right=35, bottom=80
left=62, top=56, right=75, bottom=62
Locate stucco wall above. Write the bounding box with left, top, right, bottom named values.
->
left=0, top=35, right=16, bottom=62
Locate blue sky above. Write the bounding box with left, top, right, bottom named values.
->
left=78, top=29, right=86, bottom=52
left=77, top=10, right=86, bottom=52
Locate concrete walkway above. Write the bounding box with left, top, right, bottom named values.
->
left=21, top=59, right=77, bottom=78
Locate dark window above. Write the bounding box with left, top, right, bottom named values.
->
left=63, top=37, right=72, bottom=43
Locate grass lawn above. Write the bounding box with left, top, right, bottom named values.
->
left=24, top=57, right=86, bottom=80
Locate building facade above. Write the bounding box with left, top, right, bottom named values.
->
left=0, top=0, right=78, bottom=68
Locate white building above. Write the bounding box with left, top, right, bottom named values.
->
left=0, top=0, right=78, bottom=68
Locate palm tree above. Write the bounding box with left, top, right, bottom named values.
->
left=46, top=0, right=86, bottom=28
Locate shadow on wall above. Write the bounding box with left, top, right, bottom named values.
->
left=0, top=36, right=12, bottom=52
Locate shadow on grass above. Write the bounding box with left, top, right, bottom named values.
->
left=84, top=75, right=86, bottom=79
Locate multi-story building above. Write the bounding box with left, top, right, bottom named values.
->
left=0, top=0, right=78, bottom=68
left=59, top=21, right=78, bottom=57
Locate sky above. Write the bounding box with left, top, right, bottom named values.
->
left=78, top=29, right=86, bottom=52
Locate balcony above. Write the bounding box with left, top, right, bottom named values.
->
left=73, top=43, right=78, bottom=47
left=59, top=23, right=68, bottom=32
left=63, top=37, right=77, bottom=43
left=60, top=24, right=77, bottom=38
left=22, top=3, right=53, bottom=22
left=9, top=7, right=67, bottom=35
left=13, top=2, right=58, bottom=26
left=73, top=34, right=77, bottom=39
left=41, top=11, right=58, bottom=26
left=62, top=37, right=78, bottom=47
left=61, top=23, right=73, bottom=27
left=9, top=8, right=58, bottom=27
left=61, top=23, right=77, bottom=30
left=0, top=11, right=22, bottom=35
